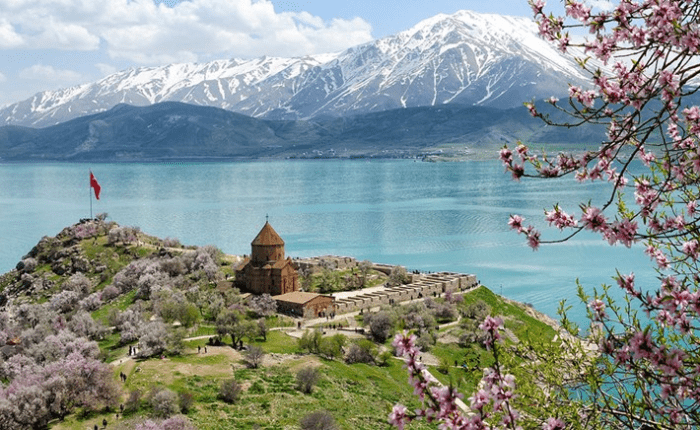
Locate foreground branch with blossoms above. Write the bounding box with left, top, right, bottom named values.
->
left=394, top=0, right=700, bottom=428
left=390, top=317, right=528, bottom=430
left=499, top=0, right=700, bottom=428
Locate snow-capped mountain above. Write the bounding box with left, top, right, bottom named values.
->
left=0, top=10, right=588, bottom=128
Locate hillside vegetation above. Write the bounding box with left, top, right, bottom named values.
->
left=0, top=219, right=563, bottom=429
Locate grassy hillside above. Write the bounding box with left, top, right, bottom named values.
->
left=0, top=219, right=563, bottom=430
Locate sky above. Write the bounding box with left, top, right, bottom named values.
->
left=0, top=0, right=541, bottom=107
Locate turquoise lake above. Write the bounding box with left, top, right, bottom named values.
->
left=0, top=160, right=655, bottom=324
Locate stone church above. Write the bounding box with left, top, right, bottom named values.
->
left=235, top=221, right=299, bottom=296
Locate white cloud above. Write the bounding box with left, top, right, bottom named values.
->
left=0, top=0, right=374, bottom=63
left=0, top=19, right=23, bottom=48
left=19, top=64, right=83, bottom=83
left=95, top=63, right=118, bottom=76
left=0, top=71, right=6, bottom=82
left=585, top=0, right=615, bottom=12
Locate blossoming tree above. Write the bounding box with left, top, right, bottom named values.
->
left=393, top=0, right=700, bottom=428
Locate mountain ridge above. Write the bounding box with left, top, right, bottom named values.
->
left=0, top=9, right=589, bottom=128
left=0, top=101, right=605, bottom=161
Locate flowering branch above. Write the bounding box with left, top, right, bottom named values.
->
left=499, top=0, right=700, bottom=427
left=390, top=316, right=542, bottom=430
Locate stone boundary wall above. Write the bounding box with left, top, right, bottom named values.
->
left=333, top=272, right=478, bottom=314
left=294, top=255, right=360, bottom=274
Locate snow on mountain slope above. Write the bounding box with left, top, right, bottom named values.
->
left=0, top=10, right=588, bottom=127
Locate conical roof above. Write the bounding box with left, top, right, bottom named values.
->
left=251, top=221, right=284, bottom=246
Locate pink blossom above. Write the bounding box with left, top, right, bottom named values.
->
left=530, top=0, right=545, bottom=15
left=588, top=298, right=607, bottom=320
left=645, top=245, right=670, bottom=269
left=638, top=146, right=656, bottom=165
left=543, top=417, right=566, bottom=430
left=511, top=163, right=525, bottom=181
left=629, top=330, right=655, bottom=360
left=605, top=218, right=638, bottom=247
left=392, top=331, right=417, bottom=357
left=682, top=239, right=699, bottom=261
left=580, top=205, right=608, bottom=232
left=479, top=316, right=504, bottom=348
left=469, top=389, right=490, bottom=411
left=526, top=227, right=541, bottom=250
left=508, top=214, right=526, bottom=233
left=565, top=0, right=590, bottom=21
left=388, top=404, right=411, bottom=429
left=545, top=206, right=577, bottom=230
left=616, top=272, right=640, bottom=297
left=499, top=147, right=513, bottom=164
left=525, top=102, right=538, bottom=117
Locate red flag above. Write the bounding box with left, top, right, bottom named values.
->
left=90, top=171, right=101, bottom=200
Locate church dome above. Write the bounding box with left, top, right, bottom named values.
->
left=251, top=221, right=285, bottom=246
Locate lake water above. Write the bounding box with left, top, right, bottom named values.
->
left=0, top=160, right=655, bottom=324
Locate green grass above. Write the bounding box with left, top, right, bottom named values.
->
left=462, top=286, right=557, bottom=344
left=249, top=330, right=302, bottom=354
left=53, top=342, right=436, bottom=430
left=98, top=332, right=128, bottom=363
left=190, top=324, right=217, bottom=337
left=91, top=290, right=137, bottom=324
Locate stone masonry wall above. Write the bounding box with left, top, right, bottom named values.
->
left=332, top=272, right=479, bottom=314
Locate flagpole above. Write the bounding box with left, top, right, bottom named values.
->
left=89, top=169, right=93, bottom=219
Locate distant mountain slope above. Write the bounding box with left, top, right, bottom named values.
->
left=0, top=10, right=590, bottom=128
left=0, top=102, right=605, bottom=161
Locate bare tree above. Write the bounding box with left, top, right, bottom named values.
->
left=218, top=379, right=241, bottom=404
left=243, top=346, right=265, bottom=369
left=387, top=266, right=409, bottom=287
left=299, top=410, right=339, bottom=430
left=358, top=260, right=373, bottom=288
left=296, top=366, right=319, bottom=394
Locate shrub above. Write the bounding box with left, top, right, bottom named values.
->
left=365, top=311, right=393, bottom=343
left=137, top=321, right=169, bottom=358
left=458, top=318, right=488, bottom=346
left=387, top=266, right=409, bottom=287
left=462, top=299, right=490, bottom=320
left=125, top=389, right=142, bottom=414
left=101, top=285, right=120, bottom=301
left=79, top=292, right=102, bottom=311
left=162, top=237, right=181, bottom=248
left=243, top=346, right=265, bottom=369
left=133, top=416, right=196, bottom=430
left=298, top=329, right=322, bottom=353
left=345, top=339, right=377, bottom=365
left=437, top=356, right=452, bottom=374
left=376, top=350, right=393, bottom=367
left=218, top=379, right=241, bottom=404
left=65, top=273, right=91, bottom=296
left=178, top=391, right=194, bottom=414
left=150, top=388, right=179, bottom=418
left=432, top=302, right=458, bottom=322
left=296, top=366, right=319, bottom=394
left=247, top=294, right=277, bottom=317
left=415, top=330, right=436, bottom=352
left=68, top=310, right=108, bottom=340
left=299, top=410, right=339, bottom=430
left=318, top=334, right=346, bottom=360
left=49, top=290, right=80, bottom=313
